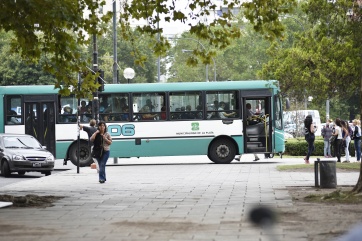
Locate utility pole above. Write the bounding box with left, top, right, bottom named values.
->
left=92, top=33, right=99, bottom=124
left=112, top=0, right=118, bottom=84
left=112, top=0, right=118, bottom=164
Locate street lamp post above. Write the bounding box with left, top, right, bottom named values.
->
left=123, top=68, right=135, bottom=84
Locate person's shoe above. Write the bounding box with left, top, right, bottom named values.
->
left=234, top=157, right=240, bottom=161
left=337, top=160, right=341, bottom=162
left=343, top=160, right=350, bottom=163
left=99, top=180, right=105, bottom=183
left=253, top=157, right=260, bottom=162
left=304, top=158, right=309, bottom=164
left=324, top=155, right=328, bottom=158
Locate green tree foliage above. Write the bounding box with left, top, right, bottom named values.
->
left=168, top=24, right=272, bottom=82
left=0, top=31, right=56, bottom=85
left=216, top=23, right=271, bottom=81
left=260, top=0, right=361, bottom=120
left=0, top=0, right=112, bottom=98
left=257, top=0, right=362, bottom=192
left=0, top=0, right=296, bottom=98
left=95, top=27, right=158, bottom=83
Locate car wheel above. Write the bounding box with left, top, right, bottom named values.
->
left=18, top=171, right=25, bottom=175
left=44, top=171, right=51, bottom=176
left=209, top=138, right=236, bottom=164
left=2, top=161, right=11, bottom=177
left=69, top=142, right=93, bottom=167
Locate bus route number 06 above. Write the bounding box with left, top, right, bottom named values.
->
left=108, top=124, right=135, bottom=137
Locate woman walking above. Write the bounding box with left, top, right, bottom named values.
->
left=332, top=118, right=343, bottom=162
left=304, top=115, right=316, bottom=164
left=90, top=121, right=112, bottom=183
left=352, top=119, right=361, bottom=162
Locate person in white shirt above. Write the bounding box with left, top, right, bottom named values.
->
left=332, top=118, right=343, bottom=162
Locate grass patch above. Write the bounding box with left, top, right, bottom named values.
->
left=0, top=194, right=65, bottom=208
left=304, top=189, right=362, bottom=204
left=277, top=162, right=360, bottom=171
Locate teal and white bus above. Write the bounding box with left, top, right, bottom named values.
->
left=0, top=80, right=285, bottom=166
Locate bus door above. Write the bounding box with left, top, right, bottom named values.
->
left=241, top=90, right=272, bottom=155
left=24, top=95, right=56, bottom=156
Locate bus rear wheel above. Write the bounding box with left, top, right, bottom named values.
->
left=69, top=142, right=93, bottom=167
left=209, top=138, right=236, bottom=164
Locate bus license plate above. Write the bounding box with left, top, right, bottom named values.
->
left=32, top=163, right=41, bottom=167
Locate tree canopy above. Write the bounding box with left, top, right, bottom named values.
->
left=0, top=0, right=296, bottom=98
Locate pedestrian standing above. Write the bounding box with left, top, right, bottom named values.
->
left=332, top=118, right=343, bottom=162
left=321, top=119, right=333, bottom=158
left=341, top=120, right=351, bottom=163
left=79, top=119, right=98, bottom=171
left=304, top=115, right=316, bottom=164
left=352, top=119, right=361, bottom=162
left=90, top=121, right=112, bottom=183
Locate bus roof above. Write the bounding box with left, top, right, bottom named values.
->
left=0, top=80, right=279, bottom=95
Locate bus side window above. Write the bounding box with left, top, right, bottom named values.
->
left=59, top=96, right=77, bottom=123
left=132, top=92, right=165, bottom=121
left=169, top=91, right=202, bottom=121
left=206, top=91, right=238, bottom=119
left=5, top=95, right=22, bottom=125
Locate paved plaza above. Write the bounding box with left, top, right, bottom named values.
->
left=0, top=155, right=359, bottom=241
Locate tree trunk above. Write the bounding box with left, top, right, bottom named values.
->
left=352, top=47, right=362, bottom=193
left=352, top=166, right=362, bottom=192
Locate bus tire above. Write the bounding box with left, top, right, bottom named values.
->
left=209, top=138, right=236, bottom=164
left=69, top=142, right=93, bottom=167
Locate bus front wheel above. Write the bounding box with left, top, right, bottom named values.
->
left=209, top=138, right=236, bottom=164
left=69, top=142, right=93, bottom=167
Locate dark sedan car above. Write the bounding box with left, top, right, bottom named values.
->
left=0, top=134, right=54, bottom=177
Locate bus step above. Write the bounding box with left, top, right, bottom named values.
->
left=247, top=142, right=263, bottom=147
left=247, top=147, right=267, bottom=152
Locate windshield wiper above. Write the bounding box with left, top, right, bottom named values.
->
left=17, top=138, right=32, bottom=148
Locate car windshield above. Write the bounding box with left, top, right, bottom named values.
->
left=4, top=136, right=42, bottom=149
